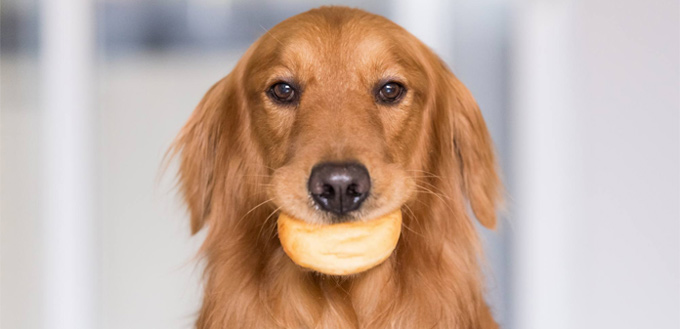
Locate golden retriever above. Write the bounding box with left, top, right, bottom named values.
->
left=171, top=6, right=501, bottom=329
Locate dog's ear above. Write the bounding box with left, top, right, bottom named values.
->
left=171, top=75, right=239, bottom=234
left=451, top=78, right=500, bottom=229
left=435, top=64, right=501, bottom=229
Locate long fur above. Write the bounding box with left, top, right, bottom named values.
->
left=170, top=7, right=501, bottom=329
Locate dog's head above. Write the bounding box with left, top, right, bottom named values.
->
left=173, top=7, right=499, bottom=238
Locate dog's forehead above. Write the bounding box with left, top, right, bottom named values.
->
left=250, top=15, right=414, bottom=84
left=285, top=35, right=393, bottom=72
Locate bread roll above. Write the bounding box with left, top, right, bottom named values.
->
left=277, top=210, right=402, bottom=275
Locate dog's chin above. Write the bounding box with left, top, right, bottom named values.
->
left=310, top=269, right=362, bottom=280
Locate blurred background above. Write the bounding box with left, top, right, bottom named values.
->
left=0, top=0, right=677, bottom=328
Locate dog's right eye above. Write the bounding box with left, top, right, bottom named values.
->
left=376, top=81, right=406, bottom=104
left=268, top=82, right=297, bottom=104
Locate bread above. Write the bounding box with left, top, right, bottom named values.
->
left=277, top=210, right=402, bottom=275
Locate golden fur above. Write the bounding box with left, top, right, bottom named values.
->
left=171, top=6, right=501, bottom=329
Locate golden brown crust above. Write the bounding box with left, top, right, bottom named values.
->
left=277, top=211, right=402, bottom=275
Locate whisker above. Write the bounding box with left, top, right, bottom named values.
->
left=405, top=175, right=443, bottom=179
left=401, top=217, right=425, bottom=238
left=413, top=185, right=451, bottom=203
left=408, top=197, right=430, bottom=211
left=404, top=169, right=445, bottom=180
left=413, top=188, right=451, bottom=211
left=411, top=187, right=459, bottom=219
left=405, top=173, right=441, bottom=178
left=413, top=183, right=447, bottom=196
left=261, top=206, right=284, bottom=250
left=401, top=204, right=424, bottom=238
left=402, top=222, right=423, bottom=238
left=267, top=221, right=279, bottom=247
left=234, top=198, right=275, bottom=228
left=258, top=205, right=282, bottom=242
left=402, top=203, right=418, bottom=225
left=412, top=179, right=449, bottom=198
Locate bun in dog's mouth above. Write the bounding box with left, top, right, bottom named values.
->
left=277, top=210, right=402, bottom=275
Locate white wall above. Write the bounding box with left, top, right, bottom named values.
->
left=1, top=57, right=45, bottom=329
left=512, top=1, right=679, bottom=329
left=96, top=53, right=241, bottom=329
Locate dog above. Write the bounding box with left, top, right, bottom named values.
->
left=171, top=6, right=501, bottom=329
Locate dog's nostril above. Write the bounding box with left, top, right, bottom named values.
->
left=321, top=184, right=335, bottom=198
left=346, top=184, right=360, bottom=197
left=308, top=162, right=371, bottom=216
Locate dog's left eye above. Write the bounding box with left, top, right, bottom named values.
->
left=377, top=82, right=406, bottom=104
left=268, top=82, right=297, bottom=104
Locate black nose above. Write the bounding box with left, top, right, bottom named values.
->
left=308, top=162, right=371, bottom=216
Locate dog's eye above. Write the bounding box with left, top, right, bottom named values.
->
left=268, top=82, right=297, bottom=104
left=377, top=82, right=405, bottom=104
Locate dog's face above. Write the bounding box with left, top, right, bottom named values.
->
left=175, top=7, right=498, bottom=235
left=244, top=13, right=435, bottom=225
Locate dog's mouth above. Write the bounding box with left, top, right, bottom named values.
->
left=266, top=160, right=416, bottom=275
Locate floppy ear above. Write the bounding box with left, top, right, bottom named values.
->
left=171, top=75, right=237, bottom=234
left=438, top=67, right=501, bottom=229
